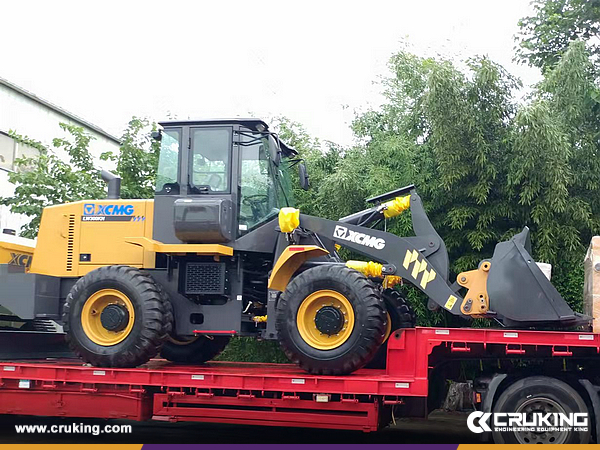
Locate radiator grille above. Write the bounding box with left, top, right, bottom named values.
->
left=66, top=214, right=75, bottom=272
left=185, top=263, right=226, bottom=294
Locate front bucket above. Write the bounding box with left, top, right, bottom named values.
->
left=486, top=227, right=590, bottom=328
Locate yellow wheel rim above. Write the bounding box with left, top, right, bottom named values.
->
left=383, top=311, right=392, bottom=342
left=81, top=289, right=135, bottom=346
left=296, top=289, right=355, bottom=350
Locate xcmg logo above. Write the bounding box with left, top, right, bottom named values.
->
left=8, top=252, right=32, bottom=268
left=333, top=225, right=386, bottom=250
left=83, top=204, right=135, bottom=216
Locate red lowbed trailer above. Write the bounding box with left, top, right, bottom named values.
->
left=1, top=327, right=599, bottom=443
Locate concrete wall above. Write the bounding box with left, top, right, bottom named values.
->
left=0, top=169, right=27, bottom=233
left=0, top=82, right=120, bottom=158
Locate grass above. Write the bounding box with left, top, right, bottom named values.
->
left=216, top=337, right=288, bottom=363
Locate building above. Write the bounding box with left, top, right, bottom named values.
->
left=0, top=77, right=121, bottom=234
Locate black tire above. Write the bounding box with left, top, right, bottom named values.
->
left=383, top=288, right=417, bottom=329
left=492, top=376, right=591, bottom=444
left=366, top=289, right=416, bottom=369
left=63, top=265, right=172, bottom=368
left=158, top=291, right=229, bottom=364
left=275, top=265, right=386, bottom=375
left=161, top=335, right=231, bottom=364
left=160, top=288, right=174, bottom=339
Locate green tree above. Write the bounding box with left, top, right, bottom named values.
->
left=509, top=41, right=600, bottom=264
left=348, top=53, right=524, bottom=325
left=1, top=118, right=160, bottom=238
left=342, top=43, right=599, bottom=319
left=102, top=117, right=160, bottom=199
left=515, top=0, right=600, bottom=70
left=271, top=116, right=338, bottom=217
left=352, top=53, right=521, bottom=268
left=1, top=123, right=105, bottom=238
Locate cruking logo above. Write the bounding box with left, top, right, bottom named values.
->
left=467, top=410, right=589, bottom=434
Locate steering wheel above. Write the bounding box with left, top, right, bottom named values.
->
left=242, top=194, right=269, bottom=205
left=242, top=194, right=270, bottom=221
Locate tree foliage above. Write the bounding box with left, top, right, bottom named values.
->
left=515, top=0, right=600, bottom=70
left=101, top=117, right=160, bottom=199
left=0, top=118, right=159, bottom=238
left=296, top=41, right=599, bottom=324
left=1, top=123, right=105, bottom=238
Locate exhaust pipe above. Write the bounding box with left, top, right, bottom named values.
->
left=101, top=170, right=121, bottom=199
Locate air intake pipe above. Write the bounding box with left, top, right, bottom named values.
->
left=101, top=170, right=121, bottom=199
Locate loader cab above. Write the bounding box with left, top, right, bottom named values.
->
left=153, top=119, right=297, bottom=246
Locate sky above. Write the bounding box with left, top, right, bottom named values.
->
left=0, top=0, right=540, bottom=147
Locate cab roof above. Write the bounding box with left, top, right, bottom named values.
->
left=159, top=118, right=269, bottom=131
left=158, top=118, right=297, bottom=156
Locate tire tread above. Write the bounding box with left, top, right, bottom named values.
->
left=276, top=265, right=386, bottom=375
left=63, top=265, right=172, bottom=368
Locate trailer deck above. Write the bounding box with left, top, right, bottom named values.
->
left=0, top=327, right=599, bottom=433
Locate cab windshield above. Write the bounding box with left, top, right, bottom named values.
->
left=238, top=132, right=294, bottom=233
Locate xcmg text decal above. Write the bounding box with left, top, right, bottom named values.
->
left=333, top=225, right=386, bottom=250
left=84, top=204, right=134, bottom=216
left=82, top=204, right=145, bottom=222
left=9, top=253, right=32, bottom=268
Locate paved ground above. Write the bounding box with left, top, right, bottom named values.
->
left=0, top=410, right=481, bottom=444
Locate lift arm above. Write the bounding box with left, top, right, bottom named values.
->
left=273, top=182, right=591, bottom=327
left=296, top=212, right=466, bottom=318
left=339, top=187, right=449, bottom=282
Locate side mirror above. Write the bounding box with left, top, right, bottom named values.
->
left=151, top=130, right=162, bottom=141
left=298, top=162, right=310, bottom=191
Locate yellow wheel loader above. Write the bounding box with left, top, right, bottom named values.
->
left=0, top=119, right=591, bottom=374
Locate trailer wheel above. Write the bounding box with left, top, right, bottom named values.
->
left=276, top=265, right=386, bottom=375
left=492, top=376, right=591, bottom=444
left=366, top=289, right=416, bottom=369
left=63, top=265, right=172, bottom=367
left=161, top=335, right=230, bottom=364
